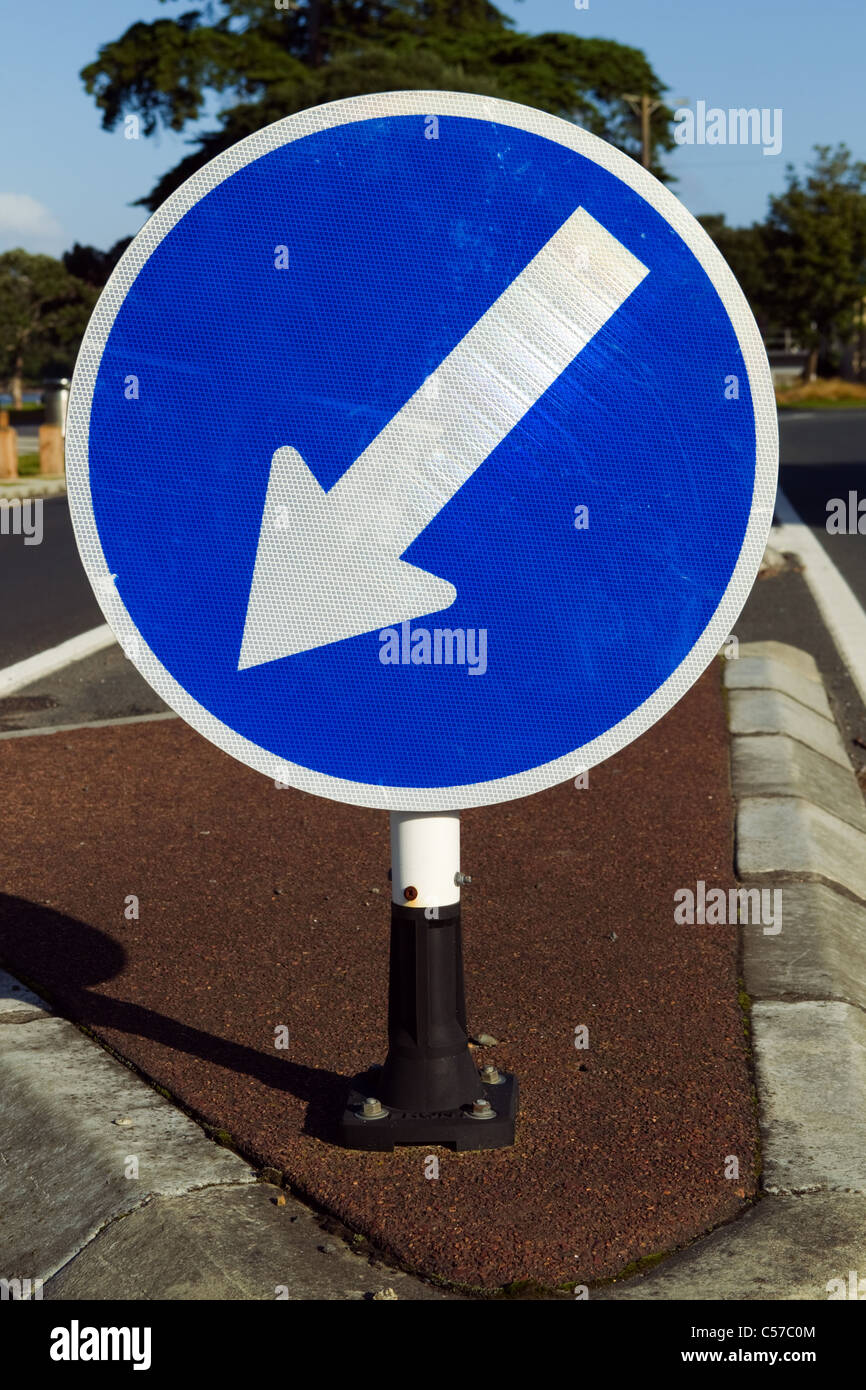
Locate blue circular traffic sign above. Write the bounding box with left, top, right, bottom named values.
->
left=67, top=92, right=777, bottom=809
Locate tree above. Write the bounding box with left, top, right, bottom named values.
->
left=764, top=145, right=866, bottom=380
left=81, top=0, right=676, bottom=211
left=63, top=237, right=133, bottom=288
left=697, top=214, right=772, bottom=333
left=0, top=251, right=96, bottom=406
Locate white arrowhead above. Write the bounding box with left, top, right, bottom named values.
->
left=238, top=445, right=457, bottom=665
left=239, top=206, right=649, bottom=669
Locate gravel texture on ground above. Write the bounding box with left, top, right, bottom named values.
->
left=0, top=664, right=756, bottom=1290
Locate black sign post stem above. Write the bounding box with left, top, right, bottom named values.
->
left=338, top=812, right=518, bottom=1151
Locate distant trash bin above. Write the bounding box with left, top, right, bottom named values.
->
left=42, top=378, right=71, bottom=435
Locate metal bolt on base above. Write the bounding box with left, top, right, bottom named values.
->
left=359, top=1097, right=388, bottom=1120
left=466, top=1097, right=495, bottom=1120
left=479, top=1065, right=504, bottom=1085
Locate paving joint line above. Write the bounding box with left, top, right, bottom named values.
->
left=40, top=1174, right=272, bottom=1290
left=728, top=687, right=837, bottom=722
left=729, top=858, right=866, bottom=908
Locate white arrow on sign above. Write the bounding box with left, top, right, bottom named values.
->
left=238, top=206, right=648, bottom=669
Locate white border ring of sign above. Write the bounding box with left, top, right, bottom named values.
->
left=65, top=90, right=779, bottom=811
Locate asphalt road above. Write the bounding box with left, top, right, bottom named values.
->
left=0, top=496, right=104, bottom=668
left=779, top=408, right=866, bottom=599
left=749, top=407, right=866, bottom=777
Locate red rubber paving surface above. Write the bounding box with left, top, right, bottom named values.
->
left=0, top=667, right=757, bottom=1290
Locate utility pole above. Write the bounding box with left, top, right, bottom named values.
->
left=307, top=0, right=322, bottom=67
left=622, top=92, right=666, bottom=169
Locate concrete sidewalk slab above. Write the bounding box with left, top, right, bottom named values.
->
left=44, top=1183, right=449, bottom=1301
left=0, top=969, right=446, bottom=1300
left=0, top=966, right=51, bottom=1020
left=598, top=1194, right=866, bottom=1301
left=0, top=1012, right=254, bottom=1280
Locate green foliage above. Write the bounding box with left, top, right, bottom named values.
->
left=764, top=144, right=866, bottom=354
left=0, top=250, right=97, bottom=389
left=81, top=0, right=675, bottom=210
left=62, top=238, right=134, bottom=288
left=697, top=214, right=772, bottom=332
left=698, top=147, right=866, bottom=374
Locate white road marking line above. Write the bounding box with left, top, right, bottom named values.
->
left=0, top=711, right=176, bottom=741
left=773, top=488, right=866, bottom=706
left=0, top=625, right=116, bottom=698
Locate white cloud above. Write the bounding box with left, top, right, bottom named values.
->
left=0, top=193, right=65, bottom=256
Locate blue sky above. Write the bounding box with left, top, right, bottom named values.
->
left=1, top=0, right=863, bottom=258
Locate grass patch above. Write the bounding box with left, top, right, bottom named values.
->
left=587, top=1249, right=670, bottom=1291
left=14, top=453, right=40, bottom=476
left=776, top=378, right=866, bottom=409
left=500, top=1278, right=563, bottom=1299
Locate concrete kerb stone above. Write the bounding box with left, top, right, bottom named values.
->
left=737, top=797, right=866, bottom=904
left=0, top=479, right=66, bottom=500
left=595, top=1193, right=866, bottom=1301
left=729, top=644, right=866, bottom=1199
left=727, top=689, right=850, bottom=768
left=738, top=794, right=866, bottom=902
left=43, top=1183, right=450, bottom=1301
left=603, top=642, right=866, bottom=1299
left=742, top=881, right=866, bottom=1007
left=725, top=653, right=833, bottom=720
left=730, top=734, right=866, bottom=834
left=752, top=1000, right=866, bottom=1195
left=729, top=639, right=822, bottom=680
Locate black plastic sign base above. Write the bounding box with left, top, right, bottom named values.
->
left=339, top=1073, right=518, bottom=1152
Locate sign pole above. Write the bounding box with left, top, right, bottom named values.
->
left=338, top=812, right=518, bottom=1151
